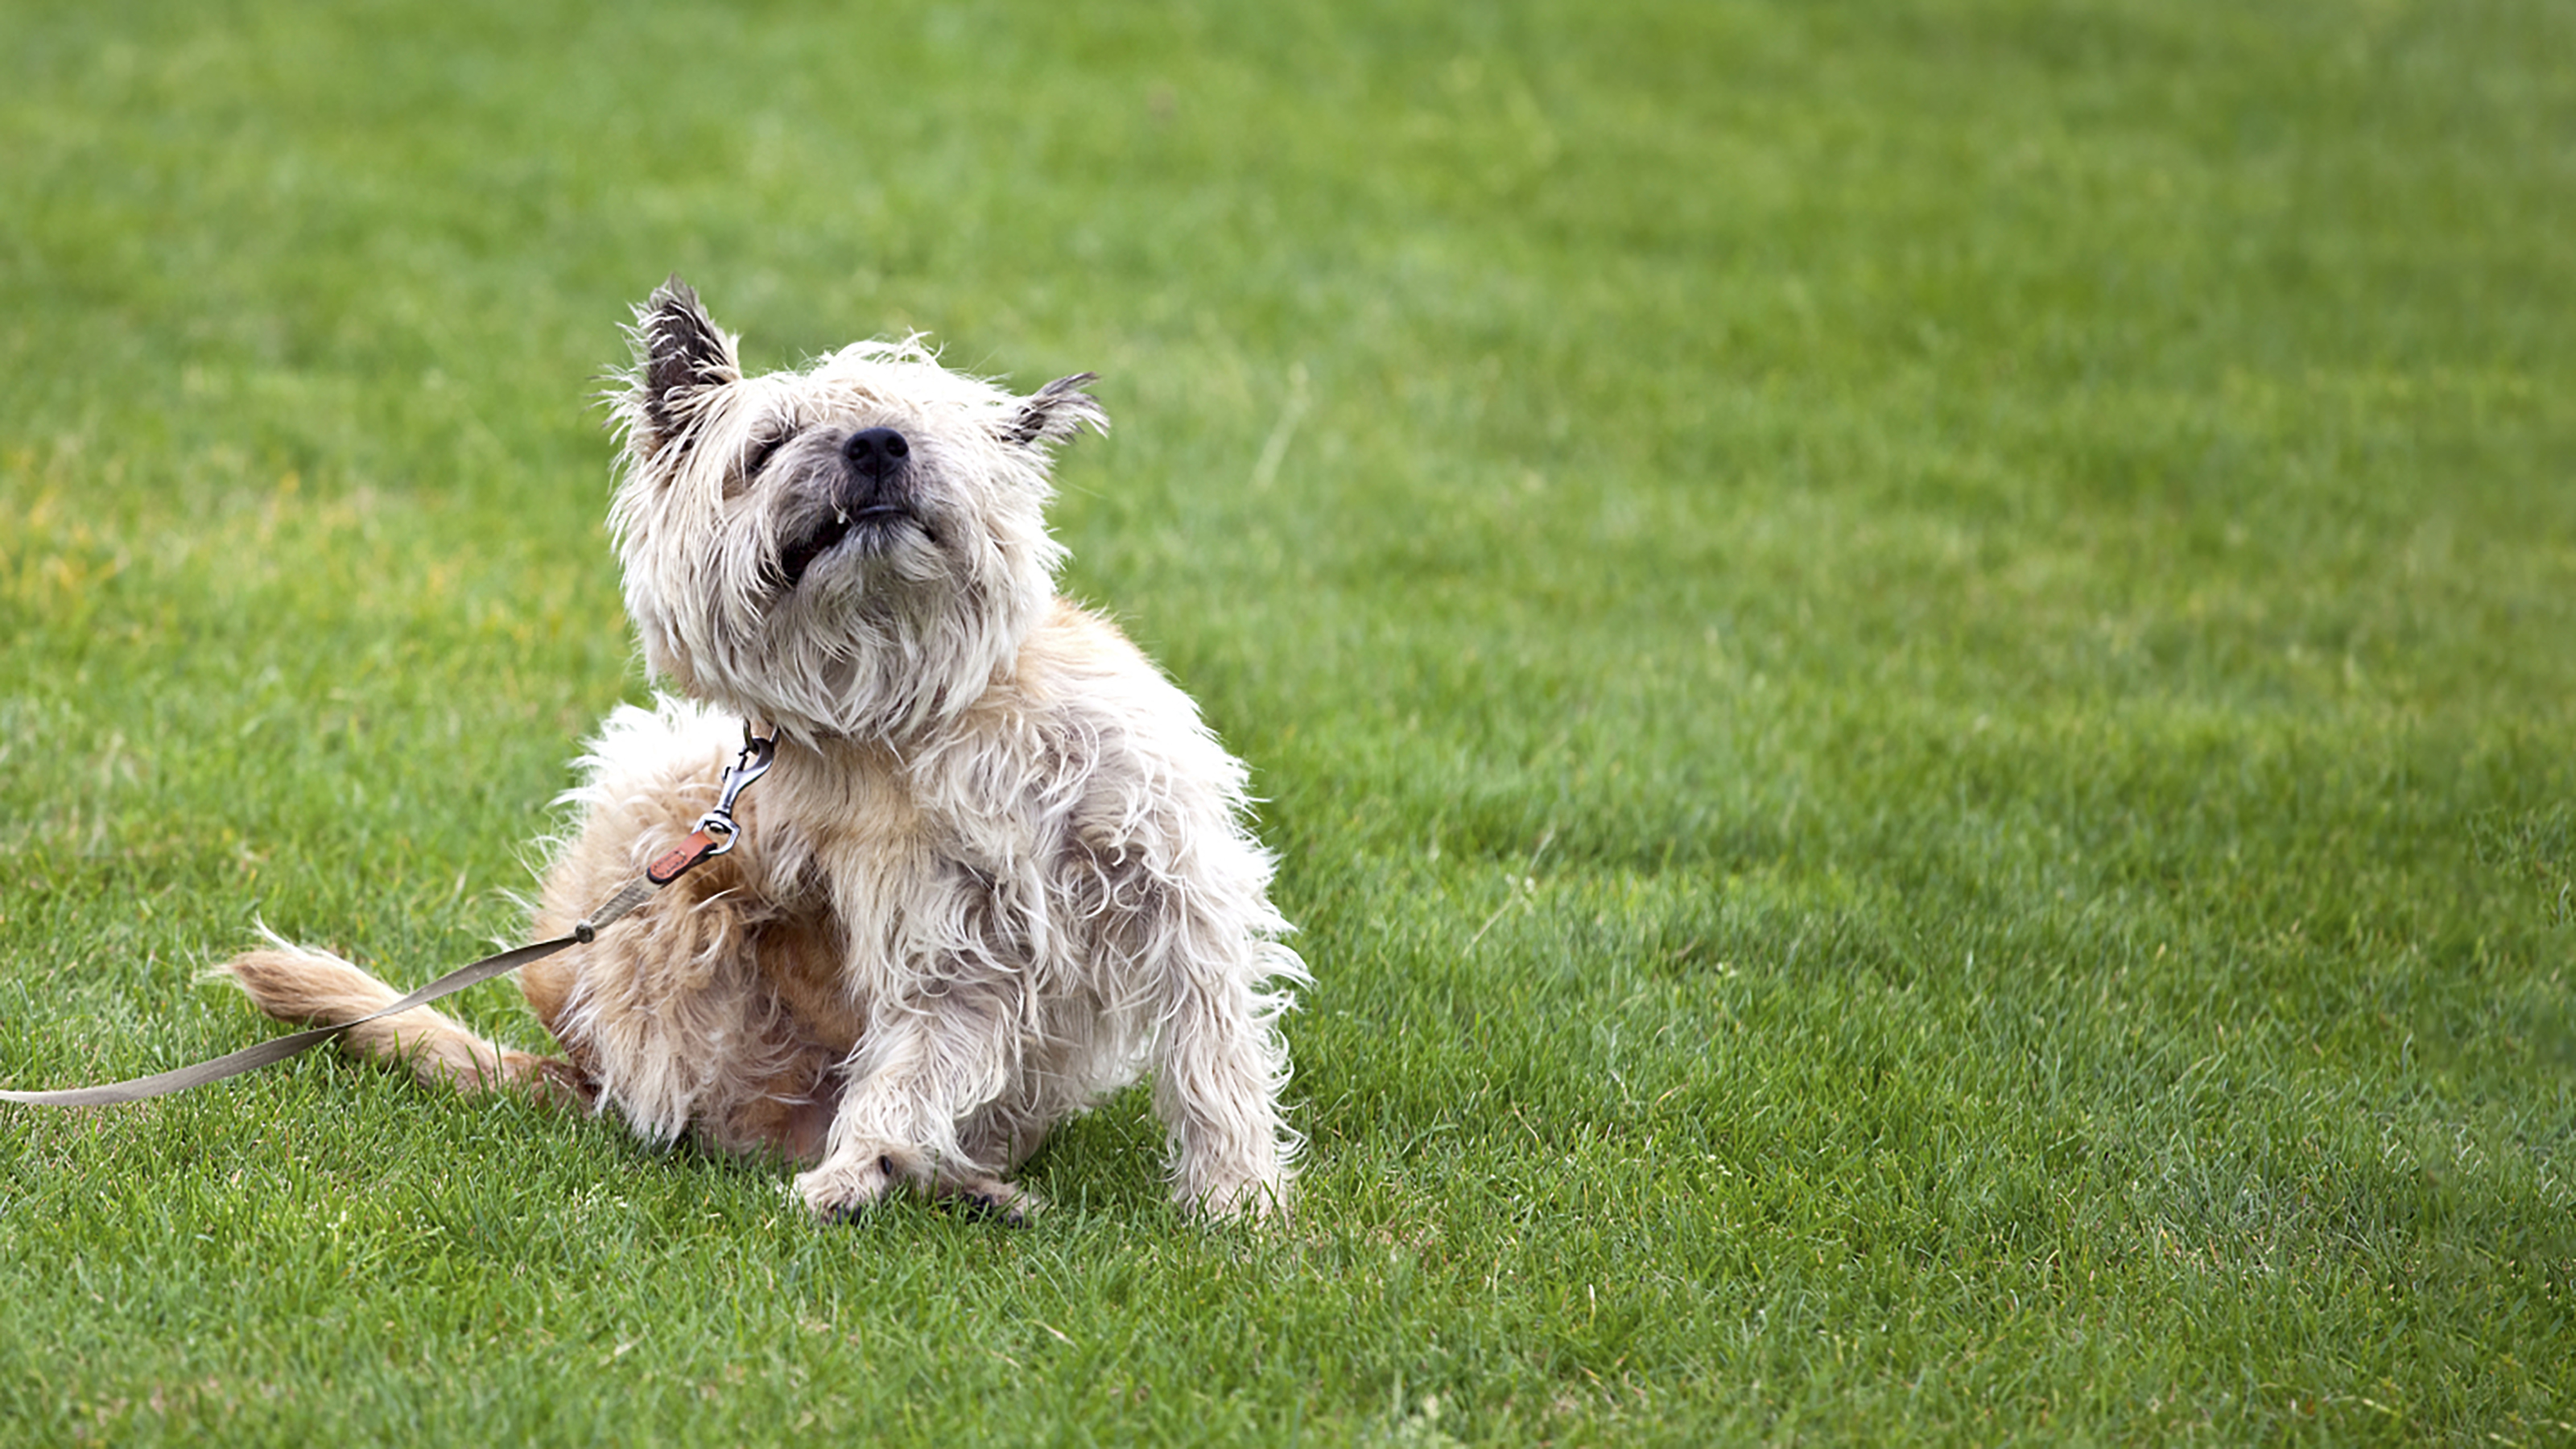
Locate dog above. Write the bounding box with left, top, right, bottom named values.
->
left=222, top=278, right=1306, bottom=1221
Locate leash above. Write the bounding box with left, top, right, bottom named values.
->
left=0, top=723, right=776, bottom=1108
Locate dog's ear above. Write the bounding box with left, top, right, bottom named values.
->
left=1001, top=373, right=1108, bottom=450
left=623, top=275, right=742, bottom=453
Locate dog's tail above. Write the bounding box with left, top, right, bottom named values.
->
left=217, top=934, right=589, bottom=1105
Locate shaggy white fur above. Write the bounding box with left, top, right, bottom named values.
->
left=223, top=278, right=1306, bottom=1221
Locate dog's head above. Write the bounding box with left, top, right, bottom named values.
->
left=606, top=277, right=1105, bottom=741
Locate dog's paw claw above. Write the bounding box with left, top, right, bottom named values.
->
left=948, top=1192, right=1030, bottom=1227
left=937, top=1175, right=1039, bottom=1226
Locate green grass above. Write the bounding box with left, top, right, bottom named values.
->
left=5, top=0, right=2574, bottom=1442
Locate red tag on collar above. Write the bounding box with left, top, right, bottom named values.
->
left=646, top=830, right=724, bottom=886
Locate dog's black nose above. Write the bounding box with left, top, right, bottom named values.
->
left=843, top=427, right=910, bottom=477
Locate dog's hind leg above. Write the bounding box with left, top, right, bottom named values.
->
left=218, top=939, right=592, bottom=1105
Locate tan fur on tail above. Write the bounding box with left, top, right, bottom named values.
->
left=219, top=940, right=585, bottom=1103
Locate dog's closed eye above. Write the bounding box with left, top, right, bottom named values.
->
left=740, top=426, right=799, bottom=485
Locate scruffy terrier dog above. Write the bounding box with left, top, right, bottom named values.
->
left=223, top=278, right=1306, bottom=1221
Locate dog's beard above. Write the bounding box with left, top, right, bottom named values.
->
left=752, top=580, right=1031, bottom=743
left=771, top=480, right=945, bottom=596
left=765, top=473, right=960, bottom=625
left=630, top=495, right=1043, bottom=745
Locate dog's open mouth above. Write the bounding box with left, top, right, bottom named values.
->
left=775, top=506, right=921, bottom=591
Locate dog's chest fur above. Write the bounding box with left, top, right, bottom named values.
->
left=739, top=600, right=1199, bottom=992
left=522, top=598, right=1249, bottom=1160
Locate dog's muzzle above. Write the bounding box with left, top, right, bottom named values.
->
left=774, top=427, right=923, bottom=590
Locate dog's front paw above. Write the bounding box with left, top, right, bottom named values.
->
left=796, top=1150, right=904, bottom=1224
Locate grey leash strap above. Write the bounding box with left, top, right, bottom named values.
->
left=0, top=721, right=775, bottom=1110
left=0, top=877, right=652, bottom=1108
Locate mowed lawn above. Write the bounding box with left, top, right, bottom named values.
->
left=3, top=0, right=2572, bottom=1443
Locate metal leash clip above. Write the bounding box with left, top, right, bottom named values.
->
left=693, top=723, right=778, bottom=856
left=646, top=722, right=778, bottom=886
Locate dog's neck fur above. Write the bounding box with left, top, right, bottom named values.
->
left=758, top=590, right=1069, bottom=767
